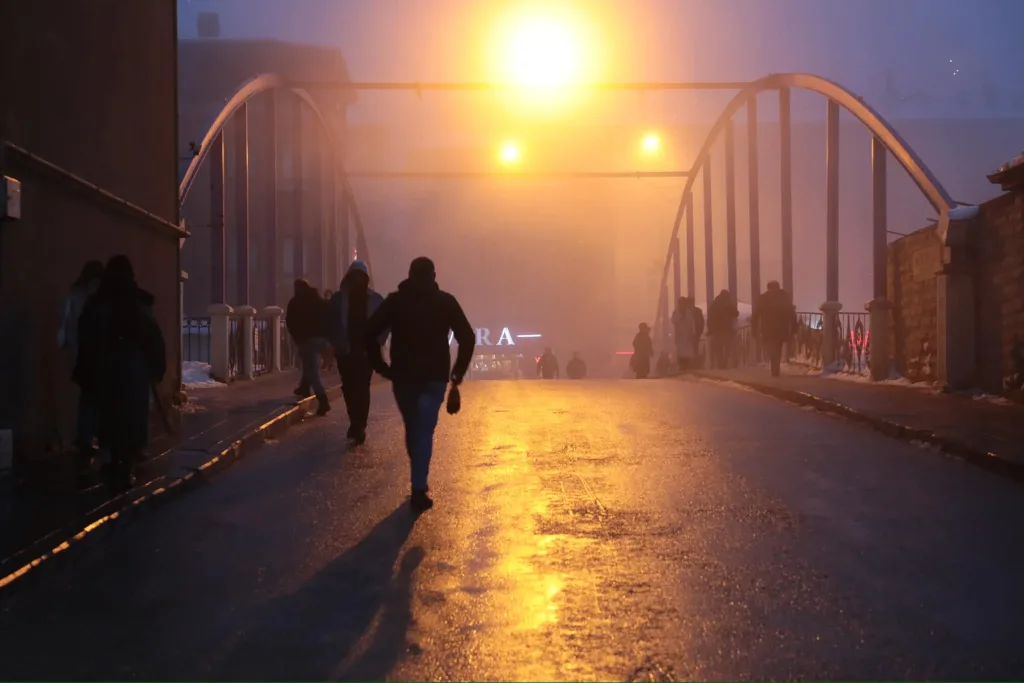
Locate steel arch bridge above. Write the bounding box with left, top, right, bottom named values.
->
left=178, top=73, right=372, bottom=310
left=651, top=73, right=957, bottom=378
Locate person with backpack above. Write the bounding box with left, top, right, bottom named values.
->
left=327, top=260, right=384, bottom=445
left=58, top=260, right=103, bottom=468
left=365, top=257, right=475, bottom=512
left=74, top=256, right=166, bottom=493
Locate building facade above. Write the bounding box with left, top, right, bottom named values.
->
left=0, top=0, right=182, bottom=468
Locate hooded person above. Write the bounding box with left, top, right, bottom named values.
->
left=708, top=289, right=739, bottom=369
left=327, top=260, right=385, bottom=443
left=365, top=257, right=475, bottom=512
left=566, top=351, right=587, bottom=380
left=537, top=347, right=559, bottom=379
left=74, top=255, right=166, bottom=493
left=286, top=278, right=331, bottom=415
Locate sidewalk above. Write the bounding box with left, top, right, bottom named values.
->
left=0, top=369, right=314, bottom=576
left=698, top=365, right=1024, bottom=480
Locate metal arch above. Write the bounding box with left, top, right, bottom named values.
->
left=177, top=73, right=371, bottom=274
left=656, top=72, right=957, bottom=325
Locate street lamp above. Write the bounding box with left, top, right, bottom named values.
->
left=498, top=141, right=522, bottom=165
left=640, top=132, right=661, bottom=156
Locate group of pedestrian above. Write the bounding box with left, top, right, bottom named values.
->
left=287, top=257, right=475, bottom=512
left=534, top=348, right=587, bottom=380
left=59, top=255, right=167, bottom=493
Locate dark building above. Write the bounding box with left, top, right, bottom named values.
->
left=0, top=1, right=182, bottom=468
left=177, top=16, right=355, bottom=316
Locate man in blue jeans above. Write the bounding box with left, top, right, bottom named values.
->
left=366, top=257, right=475, bottom=512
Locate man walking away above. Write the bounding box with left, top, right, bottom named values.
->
left=752, top=280, right=797, bottom=378
left=537, top=347, right=559, bottom=379
left=366, top=257, right=475, bottom=512
left=327, top=260, right=384, bottom=444
left=286, top=279, right=331, bottom=415
left=566, top=352, right=587, bottom=379
left=672, top=297, right=697, bottom=375
left=708, top=289, right=739, bottom=369
left=75, top=256, right=166, bottom=494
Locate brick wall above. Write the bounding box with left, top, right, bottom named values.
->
left=887, top=226, right=941, bottom=381
left=973, top=192, right=1024, bottom=393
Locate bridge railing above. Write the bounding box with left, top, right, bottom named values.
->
left=793, top=311, right=870, bottom=374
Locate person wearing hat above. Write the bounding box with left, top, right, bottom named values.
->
left=365, top=256, right=475, bottom=512
left=327, top=259, right=385, bottom=444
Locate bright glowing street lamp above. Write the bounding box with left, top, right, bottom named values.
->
left=640, top=133, right=662, bottom=156
left=498, top=141, right=522, bottom=165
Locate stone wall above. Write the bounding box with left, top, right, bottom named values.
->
left=887, top=227, right=941, bottom=382
left=973, top=191, right=1024, bottom=394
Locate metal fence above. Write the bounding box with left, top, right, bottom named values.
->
left=182, top=316, right=211, bottom=363
left=253, top=317, right=273, bottom=376
left=794, top=311, right=870, bottom=374
left=227, top=317, right=243, bottom=380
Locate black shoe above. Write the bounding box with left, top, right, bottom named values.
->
left=315, top=395, right=331, bottom=416
left=294, top=386, right=311, bottom=398
left=410, top=489, right=433, bottom=512
left=353, top=431, right=366, bottom=446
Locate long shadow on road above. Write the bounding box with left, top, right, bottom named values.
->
left=205, top=504, right=422, bottom=682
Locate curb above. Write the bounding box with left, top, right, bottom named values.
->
left=0, top=384, right=344, bottom=600
left=697, top=373, right=1024, bottom=486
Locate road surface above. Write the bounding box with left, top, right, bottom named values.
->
left=2, top=378, right=1023, bottom=681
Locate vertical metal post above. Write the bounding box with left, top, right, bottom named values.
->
left=291, top=97, right=304, bottom=280
left=672, top=235, right=682, bottom=306
left=339, top=190, right=350, bottom=269
left=825, top=99, right=840, bottom=303
left=724, top=117, right=737, bottom=295
left=703, top=157, right=715, bottom=315
left=234, top=103, right=250, bottom=306
left=747, top=97, right=761, bottom=305
left=871, top=137, right=887, bottom=301
left=309, top=137, right=324, bottom=289
left=779, top=87, right=794, bottom=297
left=821, top=98, right=842, bottom=369
left=326, top=161, right=338, bottom=289
left=266, top=92, right=278, bottom=307
left=869, top=135, right=891, bottom=381
left=684, top=191, right=695, bottom=298
left=209, top=132, right=226, bottom=304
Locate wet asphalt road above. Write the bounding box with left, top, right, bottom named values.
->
left=2, top=378, right=1024, bottom=681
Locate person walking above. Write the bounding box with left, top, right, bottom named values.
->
left=672, top=297, right=697, bottom=375
left=365, top=257, right=475, bottom=512
left=327, top=260, right=384, bottom=444
left=708, top=289, right=739, bottom=369
left=537, top=347, right=560, bottom=379
left=58, top=260, right=104, bottom=469
left=566, top=352, right=587, bottom=379
left=74, top=256, right=166, bottom=493
left=752, top=280, right=797, bottom=378
left=286, top=279, right=331, bottom=415
left=632, top=323, right=654, bottom=379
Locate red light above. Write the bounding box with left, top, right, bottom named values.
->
left=615, top=351, right=634, bottom=355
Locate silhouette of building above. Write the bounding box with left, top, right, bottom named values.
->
left=0, top=0, right=182, bottom=468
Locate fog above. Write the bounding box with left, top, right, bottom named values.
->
left=177, top=0, right=1024, bottom=375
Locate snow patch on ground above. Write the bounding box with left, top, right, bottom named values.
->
left=182, top=361, right=226, bottom=389
left=699, top=378, right=758, bottom=394
left=971, top=393, right=1017, bottom=407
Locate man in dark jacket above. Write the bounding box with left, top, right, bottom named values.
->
left=366, top=257, right=475, bottom=512
left=537, top=348, right=559, bottom=379
left=707, top=289, right=739, bottom=369
left=327, top=260, right=385, bottom=444
left=752, top=281, right=797, bottom=378
left=75, top=255, right=166, bottom=493
left=566, top=352, right=587, bottom=379
left=286, top=279, right=330, bottom=415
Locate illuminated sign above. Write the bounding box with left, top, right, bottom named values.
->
left=447, top=328, right=541, bottom=347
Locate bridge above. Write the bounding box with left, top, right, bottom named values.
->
left=177, top=72, right=960, bottom=384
